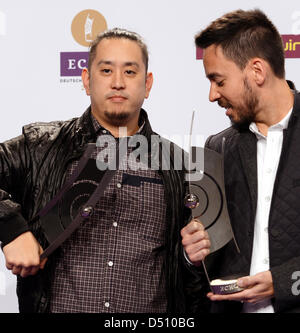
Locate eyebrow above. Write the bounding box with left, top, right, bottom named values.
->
left=206, top=73, right=224, bottom=81
left=96, top=60, right=140, bottom=68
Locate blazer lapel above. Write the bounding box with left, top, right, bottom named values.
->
left=237, top=131, right=258, bottom=217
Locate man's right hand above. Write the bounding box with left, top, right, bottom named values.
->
left=3, top=231, right=47, bottom=278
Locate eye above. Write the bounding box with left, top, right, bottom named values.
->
left=216, top=80, right=224, bottom=87
left=125, top=69, right=136, bottom=75
left=101, top=68, right=112, bottom=74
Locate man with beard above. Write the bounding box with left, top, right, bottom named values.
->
left=0, top=28, right=210, bottom=313
left=182, top=9, right=300, bottom=313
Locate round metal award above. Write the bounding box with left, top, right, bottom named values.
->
left=210, top=275, right=245, bottom=295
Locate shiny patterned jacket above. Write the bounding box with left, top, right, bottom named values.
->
left=0, top=107, right=205, bottom=313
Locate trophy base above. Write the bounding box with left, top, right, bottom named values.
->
left=210, top=275, right=244, bottom=295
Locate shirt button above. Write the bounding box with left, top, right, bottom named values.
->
left=264, top=227, right=268, bottom=233
left=263, top=258, right=269, bottom=265
left=266, top=168, right=272, bottom=174
left=104, top=302, right=110, bottom=308
left=116, top=183, right=122, bottom=189
left=108, top=261, right=114, bottom=267
left=102, top=130, right=107, bottom=134
left=113, top=222, right=118, bottom=227
left=265, top=196, right=271, bottom=202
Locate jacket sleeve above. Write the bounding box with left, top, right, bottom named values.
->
left=0, top=134, right=31, bottom=246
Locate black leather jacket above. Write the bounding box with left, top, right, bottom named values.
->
left=0, top=107, right=202, bottom=313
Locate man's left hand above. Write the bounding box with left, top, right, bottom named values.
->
left=207, top=271, right=274, bottom=304
left=181, top=219, right=211, bottom=266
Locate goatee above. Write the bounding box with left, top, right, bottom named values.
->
left=231, top=78, right=258, bottom=131
left=104, top=111, right=131, bottom=127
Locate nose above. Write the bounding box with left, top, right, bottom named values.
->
left=209, top=83, right=221, bottom=103
left=111, top=70, right=125, bottom=90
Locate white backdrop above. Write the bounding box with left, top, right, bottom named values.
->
left=0, top=0, right=300, bottom=312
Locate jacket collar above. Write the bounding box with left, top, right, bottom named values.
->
left=237, top=130, right=257, bottom=216
left=287, top=89, right=300, bottom=129
left=75, top=106, right=154, bottom=143
left=237, top=90, right=300, bottom=221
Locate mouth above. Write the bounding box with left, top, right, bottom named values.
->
left=107, top=92, right=128, bottom=102
left=108, top=95, right=128, bottom=103
left=218, top=100, right=233, bottom=117
left=225, top=107, right=232, bottom=116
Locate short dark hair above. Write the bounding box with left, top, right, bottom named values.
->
left=195, top=9, right=285, bottom=78
left=88, top=28, right=149, bottom=73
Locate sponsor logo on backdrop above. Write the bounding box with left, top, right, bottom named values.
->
left=60, top=52, right=89, bottom=77
left=196, top=34, right=300, bottom=60
left=71, top=9, right=107, bottom=47
left=60, top=9, right=108, bottom=82
left=283, top=35, right=300, bottom=58
left=0, top=11, right=6, bottom=36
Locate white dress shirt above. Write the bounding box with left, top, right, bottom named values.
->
left=242, top=108, right=292, bottom=313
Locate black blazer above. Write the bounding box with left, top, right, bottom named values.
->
left=205, top=90, right=300, bottom=313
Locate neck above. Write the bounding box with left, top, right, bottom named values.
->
left=91, top=109, right=140, bottom=138
left=255, top=79, right=294, bottom=136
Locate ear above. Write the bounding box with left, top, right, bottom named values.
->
left=81, top=68, right=91, bottom=96
left=145, top=72, right=153, bottom=99
left=248, top=58, right=267, bottom=86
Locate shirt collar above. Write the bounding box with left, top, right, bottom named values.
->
left=91, top=113, right=145, bottom=137
left=249, top=107, right=293, bottom=139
